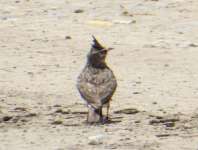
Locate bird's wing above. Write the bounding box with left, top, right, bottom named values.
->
left=98, top=76, right=117, bottom=104
left=77, top=79, right=102, bottom=108
left=77, top=68, right=117, bottom=107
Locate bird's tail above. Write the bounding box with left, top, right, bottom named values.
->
left=88, top=104, right=103, bottom=116
left=94, top=107, right=102, bottom=117
left=87, top=104, right=103, bottom=123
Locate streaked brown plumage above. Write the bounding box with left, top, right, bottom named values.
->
left=77, top=36, right=117, bottom=123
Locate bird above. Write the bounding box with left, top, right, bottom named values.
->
left=77, top=36, right=117, bottom=124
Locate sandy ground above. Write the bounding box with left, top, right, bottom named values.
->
left=0, top=0, right=198, bottom=149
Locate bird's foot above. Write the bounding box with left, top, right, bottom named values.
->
left=101, top=116, right=110, bottom=124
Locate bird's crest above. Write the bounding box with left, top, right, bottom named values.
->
left=92, top=36, right=104, bottom=50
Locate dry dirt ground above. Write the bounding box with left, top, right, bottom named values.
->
left=1, top=0, right=198, bottom=149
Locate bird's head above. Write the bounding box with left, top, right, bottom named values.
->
left=87, top=36, right=113, bottom=68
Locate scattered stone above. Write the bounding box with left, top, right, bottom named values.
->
left=65, top=36, right=72, bottom=40
left=114, top=108, right=139, bottom=114
left=14, top=107, right=26, bottom=111
left=189, top=43, right=198, bottom=47
left=55, top=64, right=60, bottom=68
left=23, top=129, right=27, bottom=133
left=2, top=17, right=7, bottom=21
left=156, top=116, right=163, bottom=119
left=135, top=81, right=141, bottom=84
left=74, top=9, right=84, bottom=13
left=25, top=113, right=37, bottom=117
left=55, top=109, right=87, bottom=115
left=53, top=104, right=62, bottom=107
left=55, top=109, right=70, bottom=114
left=164, top=64, right=169, bottom=67
left=113, top=20, right=136, bottom=24
left=120, top=5, right=133, bottom=17
left=27, top=72, right=34, bottom=76
left=156, top=133, right=178, bottom=137
left=12, top=117, right=20, bottom=123
left=178, top=31, right=183, bottom=34
left=64, top=123, right=80, bottom=126
left=2, top=116, right=12, bottom=122
left=164, top=122, right=175, bottom=127
left=88, top=134, right=104, bottom=145
left=21, top=119, right=28, bottom=122
left=163, top=111, right=167, bottom=114
left=158, top=109, right=164, bottom=112
left=71, top=111, right=87, bottom=114
left=105, top=119, right=122, bottom=124
left=108, top=144, right=118, bottom=149
left=135, top=120, right=141, bottom=123
left=149, top=119, right=163, bottom=124
left=149, top=118, right=179, bottom=125
left=122, top=11, right=130, bottom=16
left=152, top=101, right=157, bottom=105
left=133, top=92, right=141, bottom=95
left=144, top=44, right=157, bottom=48
left=51, top=120, right=63, bottom=125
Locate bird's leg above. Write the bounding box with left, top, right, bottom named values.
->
left=87, top=109, right=89, bottom=122
left=100, top=107, right=103, bottom=117
left=99, top=107, right=104, bottom=123
left=106, top=102, right=110, bottom=120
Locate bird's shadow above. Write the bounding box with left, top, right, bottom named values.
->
left=82, top=116, right=123, bottom=126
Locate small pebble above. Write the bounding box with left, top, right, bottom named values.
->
left=114, top=108, right=139, bottom=114
left=65, top=36, right=72, bottom=40
left=152, top=101, right=157, bottom=105
left=164, top=64, right=169, bottom=67
left=164, top=122, right=175, bottom=127
left=52, top=120, right=63, bottom=125
left=135, top=120, right=140, bottom=123
left=3, top=116, right=12, bottom=122
left=189, top=43, right=198, bottom=47
left=74, top=9, right=84, bottom=13
left=88, top=134, right=104, bottom=145
left=133, top=92, right=141, bottom=95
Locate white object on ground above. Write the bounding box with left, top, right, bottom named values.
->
left=88, top=134, right=105, bottom=145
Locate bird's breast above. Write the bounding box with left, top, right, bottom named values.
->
left=77, top=66, right=117, bottom=105
left=85, top=68, right=114, bottom=85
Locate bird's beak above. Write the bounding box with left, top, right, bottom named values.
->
left=100, top=47, right=113, bottom=52
left=92, top=47, right=114, bottom=55
left=106, top=47, right=114, bottom=51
